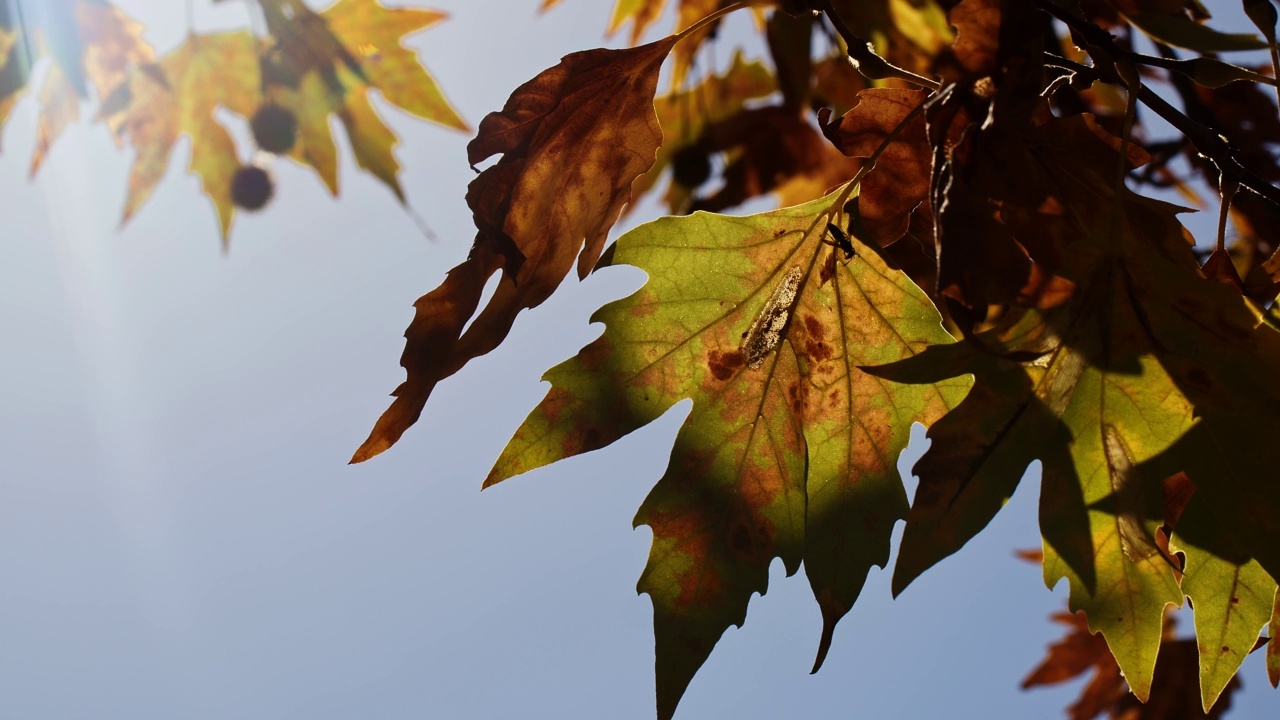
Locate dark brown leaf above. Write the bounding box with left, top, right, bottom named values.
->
left=353, top=37, right=678, bottom=462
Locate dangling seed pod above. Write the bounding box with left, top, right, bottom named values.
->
left=230, top=165, right=275, bottom=211
left=250, top=103, right=299, bottom=154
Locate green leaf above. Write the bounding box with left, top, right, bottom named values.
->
left=487, top=192, right=969, bottom=718
left=873, top=250, right=1194, bottom=702
left=1167, top=491, right=1277, bottom=710
left=1124, top=11, right=1269, bottom=52
left=1269, top=587, right=1280, bottom=688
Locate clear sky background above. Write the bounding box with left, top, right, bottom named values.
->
left=0, top=1, right=1276, bottom=718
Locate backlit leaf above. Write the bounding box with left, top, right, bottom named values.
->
left=119, top=32, right=259, bottom=241
left=486, top=193, right=969, bottom=717
left=353, top=36, right=680, bottom=463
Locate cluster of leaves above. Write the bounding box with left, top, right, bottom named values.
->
left=354, top=0, right=1280, bottom=717
left=0, top=0, right=465, bottom=244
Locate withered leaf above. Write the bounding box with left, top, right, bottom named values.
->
left=819, top=88, right=931, bottom=246
left=353, top=36, right=679, bottom=463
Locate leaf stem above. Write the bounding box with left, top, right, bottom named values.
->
left=1030, top=0, right=1280, bottom=212
left=806, top=84, right=953, bottom=243
left=812, top=0, right=940, bottom=90
left=675, top=1, right=767, bottom=44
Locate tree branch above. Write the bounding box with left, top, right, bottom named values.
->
left=1028, top=0, right=1280, bottom=210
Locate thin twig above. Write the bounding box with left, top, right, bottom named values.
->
left=1028, top=0, right=1280, bottom=210
left=811, top=0, right=940, bottom=90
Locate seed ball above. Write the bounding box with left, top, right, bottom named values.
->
left=250, top=103, right=299, bottom=154
left=671, top=146, right=712, bottom=189
left=231, top=165, right=275, bottom=211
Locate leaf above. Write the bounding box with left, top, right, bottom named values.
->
left=1024, top=606, right=1244, bottom=719
left=322, top=0, right=466, bottom=131
left=29, top=63, right=81, bottom=176
left=262, top=0, right=465, bottom=198
left=867, top=120, right=1214, bottom=699
left=1022, top=611, right=1131, bottom=720
left=1269, top=587, right=1279, bottom=688
left=119, top=32, right=259, bottom=241
left=486, top=193, right=969, bottom=717
left=353, top=36, right=680, bottom=463
left=338, top=85, right=405, bottom=200
left=634, top=51, right=775, bottom=211
left=1123, top=11, right=1269, bottom=53
left=25, top=1, right=155, bottom=174
left=692, top=105, right=860, bottom=215
left=819, top=87, right=932, bottom=246
left=1167, top=490, right=1277, bottom=710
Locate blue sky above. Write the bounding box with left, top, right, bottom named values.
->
left=0, top=0, right=1276, bottom=717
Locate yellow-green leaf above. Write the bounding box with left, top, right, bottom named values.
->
left=487, top=192, right=969, bottom=718
left=119, top=32, right=259, bottom=242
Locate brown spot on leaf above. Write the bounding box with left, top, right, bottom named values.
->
left=708, top=349, right=745, bottom=381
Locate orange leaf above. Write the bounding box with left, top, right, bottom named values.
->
left=353, top=37, right=679, bottom=463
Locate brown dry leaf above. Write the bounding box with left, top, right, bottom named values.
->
left=818, top=88, right=931, bottom=245
left=687, top=105, right=859, bottom=214
left=352, top=36, right=679, bottom=463
left=633, top=50, right=775, bottom=212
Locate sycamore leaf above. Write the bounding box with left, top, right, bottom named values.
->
left=819, top=87, right=932, bottom=246
left=691, top=105, right=860, bottom=215
left=634, top=51, right=775, bottom=212
left=1024, top=607, right=1243, bottom=719
left=119, top=32, right=259, bottom=241
left=20, top=1, right=154, bottom=174
left=1167, top=490, right=1277, bottom=710
left=323, top=0, right=465, bottom=131
left=872, top=102, right=1280, bottom=702
left=1125, top=14, right=1268, bottom=52
left=353, top=36, right=680, bottom=463
left=261, top=0, right=465, bottom=199
left=30, top=63, right=81, bottom=177
left=1022, top=611, right=1132, bottom=719
left=486, top=193, right=969, bottom=718
left=1269, top=588, right=1279, bottom=688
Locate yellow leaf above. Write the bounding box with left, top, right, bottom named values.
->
left=323, top=0, right=466, bottom=131
left=120, top=32, right=259, bottom=241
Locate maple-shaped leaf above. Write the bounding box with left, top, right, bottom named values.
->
left=819, top=87, right=932, bottom=246
left=872, top=104, right=1280, bottom=701
left=1269, top=588, right=1279, bottom=688
left=118, top=32, right=259, bottom=241
left=1024, top=608, right=1243, bottom=719
left=485, top=193, right=970, bottom=718
left=1167, top=488, right=1277, bottom=710
left=3, top=1, right=156, bottom=175
left=261, top=0, right=465, bottom=198
left=634, top=50, right=775, bottom=212
left=353, top=35, right=681, bottom=463
left=690, top=105, right=860, bottom=215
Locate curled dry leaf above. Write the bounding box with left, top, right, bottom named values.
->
left=352, top=36, right=680, bottom=463
left=818, top=87, right=931, bottom=245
